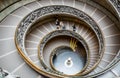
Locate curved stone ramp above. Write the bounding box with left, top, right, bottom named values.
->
left=0, top=0, right=120, bottom=78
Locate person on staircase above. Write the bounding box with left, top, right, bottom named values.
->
left=72, top=24, right=76, bottom=32
left=60, top=21, right=66, bottom=30
left=55, top=19, right=60, bottom=29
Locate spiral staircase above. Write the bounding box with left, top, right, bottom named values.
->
left=0, top=0, right=120, bottom=78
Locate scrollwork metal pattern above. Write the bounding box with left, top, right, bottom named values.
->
left=15, top=5, right=106, bottom=77
left=16, top=5, right=104, bottom=57
left=38, top=30, right=89, bottom=74
left=109, top=0, right=120, bottom=15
